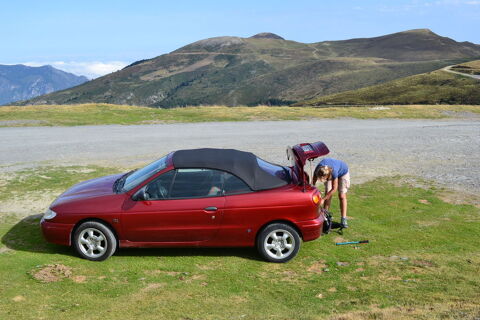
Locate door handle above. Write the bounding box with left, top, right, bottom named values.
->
left=204, top=206, right=217, bottom=212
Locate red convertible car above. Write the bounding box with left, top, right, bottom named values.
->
left=41, top=142, right=329, bottom=262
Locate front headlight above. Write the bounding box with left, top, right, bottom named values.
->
left=43, top=208, right=57, bottom=220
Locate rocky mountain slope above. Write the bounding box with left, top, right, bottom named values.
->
left=16, top=29, right=480, bottom=107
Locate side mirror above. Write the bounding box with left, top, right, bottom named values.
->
left=132, top=188, right=148, bottom=201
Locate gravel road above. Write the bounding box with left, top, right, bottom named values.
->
left=443, top=65, right=480, bottom=80
left=1, top=119, right=479, bottom=194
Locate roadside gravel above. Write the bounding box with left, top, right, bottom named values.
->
left=1, top=119, right=479, bottom=195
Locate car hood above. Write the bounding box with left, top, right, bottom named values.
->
left=51, top=173, right=123, bottom=206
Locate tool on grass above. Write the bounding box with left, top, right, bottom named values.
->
left=335, top=240, right=369, bottom=246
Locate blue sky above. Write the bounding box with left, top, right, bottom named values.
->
left=1, top=0, right=479, bottom=78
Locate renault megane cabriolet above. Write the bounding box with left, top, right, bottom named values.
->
left=41, top=142, right=330, bottom=262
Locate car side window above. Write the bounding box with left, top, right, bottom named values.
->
left=145, top=170, right=175, bottom=200
left=170, top=169, right=224, bottom=199
left=223, top=172, right=252, bottom=195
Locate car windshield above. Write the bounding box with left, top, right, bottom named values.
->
left=122, top=155, right=168, bottom=192
left=256, top=158, right=290, bottom=182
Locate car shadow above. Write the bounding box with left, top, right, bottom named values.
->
left=115, top=247, right=263, bottom=261
left=1, top=214, right=263, bottom=261
left=1, top=214, right=74, bottom=256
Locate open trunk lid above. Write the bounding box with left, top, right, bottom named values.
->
left=287, top=141, right=330, bottom=187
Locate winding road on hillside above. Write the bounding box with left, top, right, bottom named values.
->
left=1, top=119, right=479, bottom=197
left=442, top=65, right=480, bottom=80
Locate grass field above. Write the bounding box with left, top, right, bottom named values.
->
left=1, top=166, right=479, bottom=319
left=0, top=104, right=480, bottom=127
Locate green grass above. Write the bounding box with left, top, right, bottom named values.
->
left=298, top=67, right=480, bottom=106
left=1, top=104, right=480, bottom=127
left=1, top=167, right=479, bottom=319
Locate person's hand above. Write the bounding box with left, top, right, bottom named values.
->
left=320, top=199, right=325, bottom=207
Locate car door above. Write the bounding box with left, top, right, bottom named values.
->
left=122, top=168, right=225, bottom=243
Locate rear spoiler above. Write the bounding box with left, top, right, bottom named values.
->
left=287, top=141, right=330, bottom=190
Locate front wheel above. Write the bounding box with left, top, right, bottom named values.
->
left=256, top=223, right=301, bottom=263
left=73, top=221, right=117, bottom=261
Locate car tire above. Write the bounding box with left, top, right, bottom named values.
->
left=73, top=221, right=117, bottom=261
left=256, top=223, right=301, bottom=263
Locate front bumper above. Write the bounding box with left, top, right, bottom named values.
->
left=40, top=220, right=74, bottom=246
left=296, top=213, right=324, bottom=242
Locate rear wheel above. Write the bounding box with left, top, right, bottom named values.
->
left=73, top=221, right=117, bottom=261
left=257, top=223, right=301, bottom=263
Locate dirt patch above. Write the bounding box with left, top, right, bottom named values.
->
left=145, top=270, right=182, bottom=277
left=418, top=199, right=431, bottom=204
left=183, top=274, right=207, bottom=283
left=72, top=275, right=87, bottom=283
left=416, top=220, right=439, bottom=227
left=12, top=295, right=26, bottom=302
left=412, top=260, right=435, bottom=267
left=279, top=270, right=302, bottom=283
left=196, top=262, right=217, bottom=271
left=0, top=246, right=12, bottom=254
left=231, top=295, right=248, bottom=303
left=32, top=264, right=72, bottom=282
left=142, top=283, right=166, bottom=292
left=328, top=287, right=337, bottom=292
left=308, top=260, right=327, bottom=273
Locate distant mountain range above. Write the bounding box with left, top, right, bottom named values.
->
left=14, top=29, right=480, bottom=107
left=0, top=65, right=87, bottom=105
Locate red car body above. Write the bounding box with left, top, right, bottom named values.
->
left=41, top=142, right=329, bottom=260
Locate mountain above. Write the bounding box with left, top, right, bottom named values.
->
left=0, top=64, right=88, bottom=105
left=15, top=29, right=480, bottom=107
left=297, top=60, right=480, bottom=106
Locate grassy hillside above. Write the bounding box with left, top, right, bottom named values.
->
left=298, top=68, right=480, bottom=106
left=450, top=60, right=480, bottom=75
left=14, top=29, right=480, bottom=107
left=1, top=166, right=479, bottom=319
left=1, top=104, right=479, bottom=127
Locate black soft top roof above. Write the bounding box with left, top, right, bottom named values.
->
left=172, top=148, right=288, bottom=191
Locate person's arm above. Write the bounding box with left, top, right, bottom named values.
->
left=323, top=178, right=338, bottom=200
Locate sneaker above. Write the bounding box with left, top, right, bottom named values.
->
left=341, top=217, right=349, bottom=228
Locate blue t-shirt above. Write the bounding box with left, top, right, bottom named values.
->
left=318, top=158, right=349, bottom=179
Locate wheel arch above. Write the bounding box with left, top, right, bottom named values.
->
left=255, top=220, right=303, bottom=242
left=70, top=218, right=119, bottom=247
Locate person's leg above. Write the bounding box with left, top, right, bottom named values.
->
left=338, top=173, right=350, bottom=228
left=323, top=181, right=332, bottom=209
left=339, top=192, right=347, bottom=218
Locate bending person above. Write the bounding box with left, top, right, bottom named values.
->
left=313, top=158, right=351, bottom=228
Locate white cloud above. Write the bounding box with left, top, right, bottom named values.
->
left=22, top=61, right=129, bottom=79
